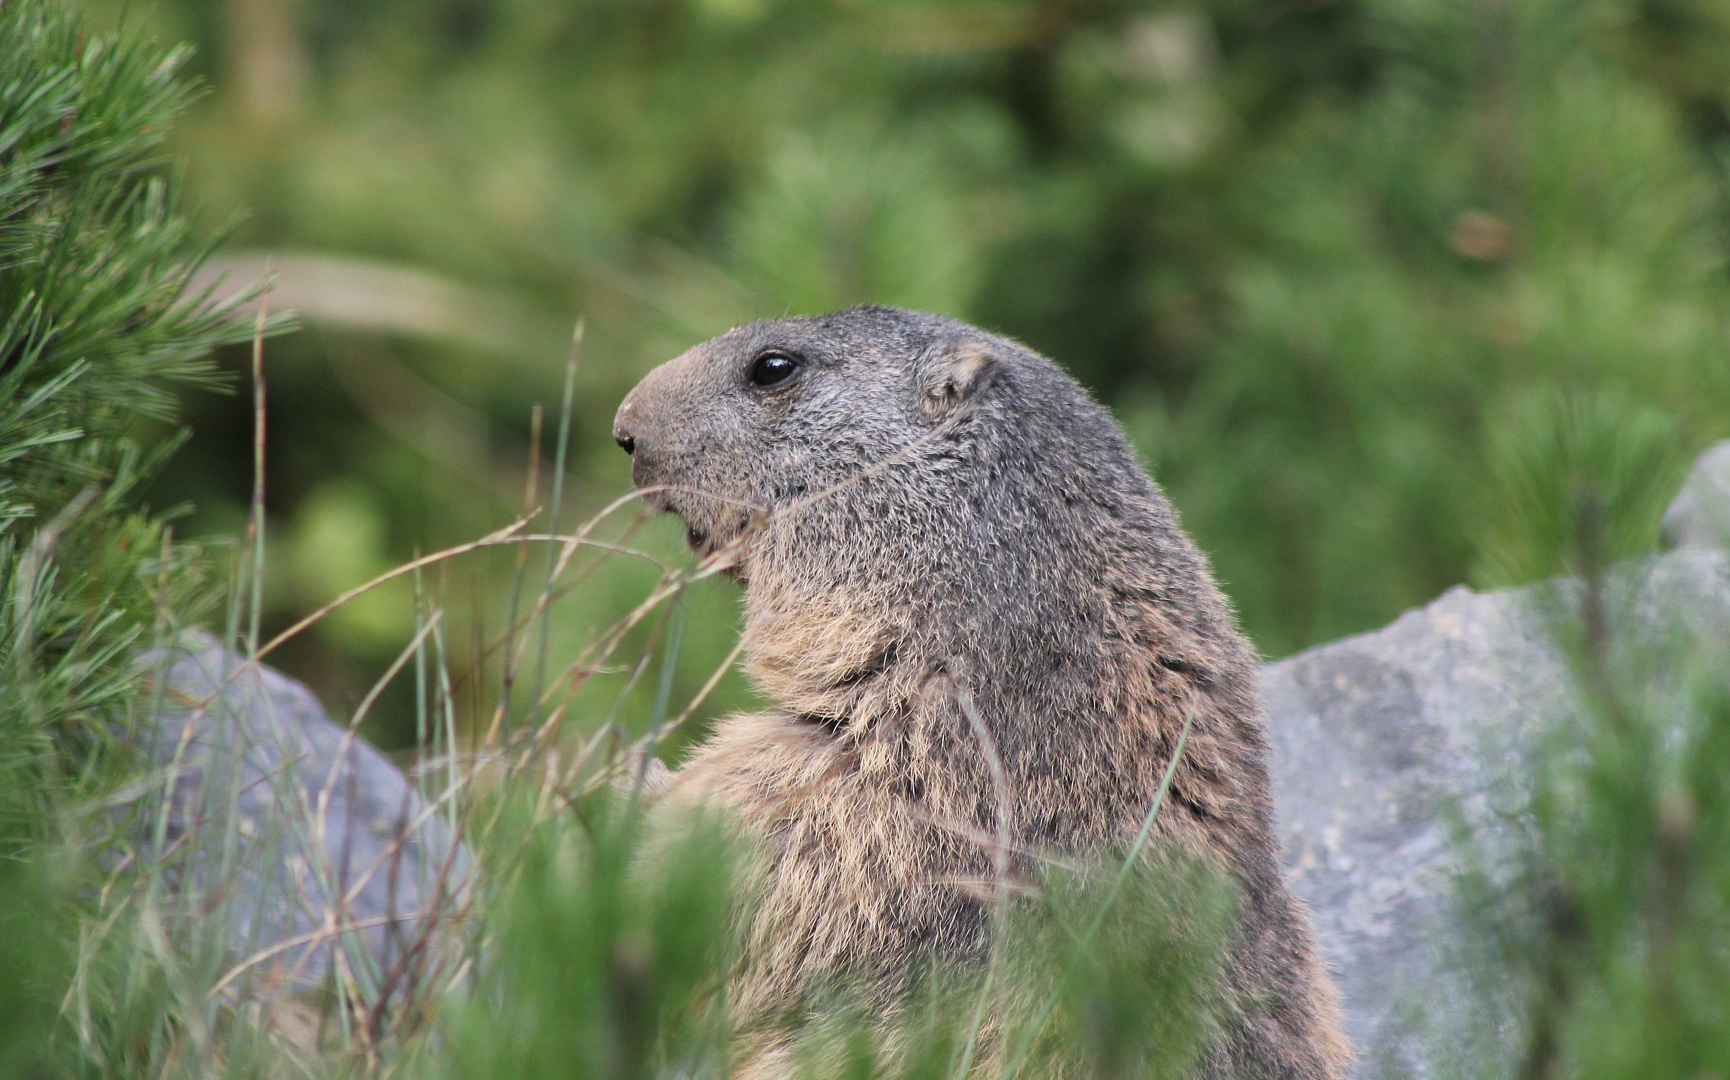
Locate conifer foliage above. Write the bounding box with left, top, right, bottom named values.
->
left=0, top=0, right=249, bottom=1068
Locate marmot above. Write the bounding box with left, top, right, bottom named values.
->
left=612, top=306, right=1347, bottom=1078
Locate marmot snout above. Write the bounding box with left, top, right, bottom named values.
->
left=613, top=306, right=1348, bottom=1079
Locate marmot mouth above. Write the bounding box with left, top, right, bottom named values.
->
left=680, top=521, right=747, bottom=581
left=634, top=485, right=708, bottom=551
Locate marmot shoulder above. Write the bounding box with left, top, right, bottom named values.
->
left=613, top=306, right=1348, bottom=1078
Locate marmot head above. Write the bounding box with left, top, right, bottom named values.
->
left=613, top=306, right=1005, bottom=570
left=613, top=305, right=1203, bottom=717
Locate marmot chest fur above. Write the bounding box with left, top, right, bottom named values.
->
left=613, top=306, right=1347, bottom=1079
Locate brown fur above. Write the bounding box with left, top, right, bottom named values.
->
left=614, top=307, right=1349, bottom=1078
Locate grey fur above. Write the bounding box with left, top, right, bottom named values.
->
left=614, top=307, right=1348, bottom=1078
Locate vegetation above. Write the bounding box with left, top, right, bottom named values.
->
left=0, top=0, right=253, bottom=1069
left=5, top=0, right=1730, bottom=1077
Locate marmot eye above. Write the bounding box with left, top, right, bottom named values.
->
left=748, top=352, right=799, bottom=387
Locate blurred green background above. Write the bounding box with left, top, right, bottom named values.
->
left=87, top=0, right=1730, bottom=748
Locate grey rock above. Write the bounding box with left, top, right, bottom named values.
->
left=1662, top=440, right=1730, bottom=550
left=1264, top=582, right=1563, bottom=1077
left=131, top=632, right=471, bottom=1002
left=1265, top=440, right=1730, bottom=1078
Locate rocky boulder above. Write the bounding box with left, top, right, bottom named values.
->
left=1266, top=440, right=1730, bottom=1077
left=132, top=632, right=471, bottom=1003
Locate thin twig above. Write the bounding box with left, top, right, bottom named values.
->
left=496, top=404, right=544, bottom=742
left=253, top=512, right=533, bottom=663
left=951, top=680, right=1015, bottom=1080
left=532, top=319, right=584, bottom=728
left=246, top=273, right=271, bottom=655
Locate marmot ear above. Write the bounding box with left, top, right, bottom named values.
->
left=919, top=338, right=998, bottom=416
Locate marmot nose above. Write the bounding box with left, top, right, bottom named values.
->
left=614, top=429, right=635, bottom=455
